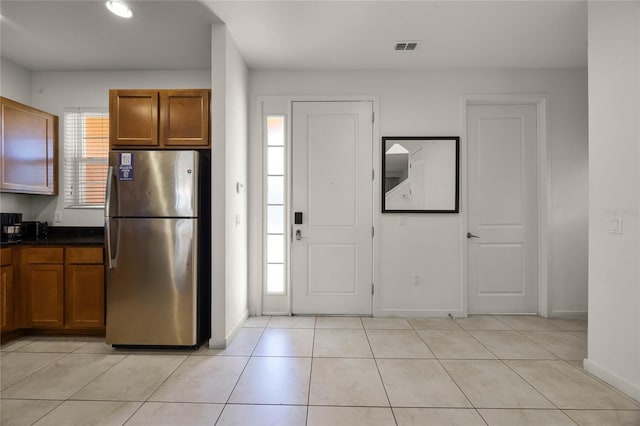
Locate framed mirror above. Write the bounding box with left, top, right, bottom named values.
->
left=382, top=136, right=459, bottom=213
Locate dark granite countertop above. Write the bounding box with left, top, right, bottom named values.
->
left=1, top=227, right=104, bottom=247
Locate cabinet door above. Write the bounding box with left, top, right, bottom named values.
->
left=0, top=97, right=58, bottom=195
left=109, top=90, right=159, bottom=147
left=160, top=90, right=210, bottom=147
left=0, top=265, right=13, bottom=331
left=65, top=264, right=105, bottom=328
left=27, top=264, right=64, bottom=328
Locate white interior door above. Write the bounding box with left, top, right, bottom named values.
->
left=291, top=101, right=373, bottom=315
left=467, top=103, right=538, bottom=314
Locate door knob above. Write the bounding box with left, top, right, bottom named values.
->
left=467, top=232, right=480, bottom=239
left=295, top=229, right=305, bottom=241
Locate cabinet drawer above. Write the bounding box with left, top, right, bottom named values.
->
left=25, top=247, right=64, bottom=264
left=0, top=248, right=12, bottom=266
left=66, top=247, right=104, bottom=264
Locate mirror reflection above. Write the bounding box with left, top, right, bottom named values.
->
left=382, top=137, right=459, bottom=213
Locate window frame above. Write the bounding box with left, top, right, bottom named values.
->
left=263, top=114, right=288, bottom=296
left=63, top=108, right=109, bottom=209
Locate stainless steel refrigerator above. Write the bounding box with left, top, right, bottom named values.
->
left=105, top=150, right=210, bottom=347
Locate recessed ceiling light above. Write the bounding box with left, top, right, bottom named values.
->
left=106, top=0, right=133, bottom=18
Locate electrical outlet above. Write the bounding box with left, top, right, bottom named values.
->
left=54, top=211, right=62, bottom=223
left=609, top=216, right=623, bottom=234
left=412, top=274, right=420, bottom=285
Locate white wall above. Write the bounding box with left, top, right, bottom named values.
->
left=585, top=1, right=640, bottom=401
left=0, top=58, right=34, bottom=218
left=248, top=68, right=588, bottom=317
left=1, top=58, right=31, bottom=104
left=27, top=70, right=211, bottom=226
left=210, top=24, right=249, bottom=347
left=224, top=29, right=249, bottom=339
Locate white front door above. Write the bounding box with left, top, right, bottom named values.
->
left=291, top=101, right=373, bottom=315
left=467, top=104, right=538, bottom=314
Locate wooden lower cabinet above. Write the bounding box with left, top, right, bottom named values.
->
left=0, top=262, right=14, bottom=331
left=24, top=247, right=64, bottom=328
left=65, top=263, right=105, bottom=328
left=19, top=245, right=104, bottom=331
left=27, top=264, right=64, bottom=328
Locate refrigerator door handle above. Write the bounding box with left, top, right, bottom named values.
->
left=105, top=166, right=117, bottom=269
left=105, top=166, right=115, bottom=219
left=105, top=218, right=114, bottom=269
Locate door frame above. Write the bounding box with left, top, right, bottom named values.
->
left=460, top=94, right=550, bottom=317
left=253, top=95, right=379, bottom=316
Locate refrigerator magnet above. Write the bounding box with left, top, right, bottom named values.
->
left=119, top=152, right=134, bottom=181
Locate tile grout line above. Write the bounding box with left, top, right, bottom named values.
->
left=456, top=325, right=503, bottom=360
left=418, top=318, right=566, bottom=421
left=17, top=399, right=66, bottom=425
left=362, top=324, right=399, bottom=426
left=512, top=328, right=572, bottom=361
left=3, top=346, right=126, bottom=399
left=2, top=338, right=130, bottom=425
left=66, top=352, right=132, bottom=402
left=498, top=358, right=563, bottom=411
left=470, top=329, right=559, bottom=361
left=567, top=362, right=640, bottom=407
left=559, top=409, right=582, bottom=426
left=0, top=351, right=68, bottom=392
left=118, top=351, right=193, bottom=425
left=433, top=357, right=481, bottom=416
left=8, top=317, right=637, bottom=425
left=213, top=325, right=268, bottom=426
left=305, top=318, right=317, bottom=426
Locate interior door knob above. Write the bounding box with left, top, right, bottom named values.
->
left=467, top=232, right=480, bottom=239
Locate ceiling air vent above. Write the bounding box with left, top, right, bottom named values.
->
left=394, top=41, right=421, bottom=51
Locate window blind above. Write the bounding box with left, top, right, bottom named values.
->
left=64, top=108, right=109, bottom=208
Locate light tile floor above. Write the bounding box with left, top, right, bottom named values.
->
left=1, top=315, right=639, bottom=426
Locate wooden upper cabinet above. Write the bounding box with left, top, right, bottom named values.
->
left=109, top=90, right=159, bottom=147
left=110, top=89, right=210, bottom=149
left=161, top=90, right=210, bottom=147
left=0, top=97, right=58, bottom=195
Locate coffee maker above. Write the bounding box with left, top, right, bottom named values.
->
left=1, top=212, right=23, bottom=243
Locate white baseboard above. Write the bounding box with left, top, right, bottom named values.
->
left=262, top=311, right=290, bottom=316
left=550, top=310, right=588, bottom=318
left=208, top=337, right=227, bottom=349
left=228, top=309, right=249, bottom=339
left=376, top=309, right=466, bottom=318
left=584, top=358, right=640, bottom=403
left=207, top=309, right=249, bottom=350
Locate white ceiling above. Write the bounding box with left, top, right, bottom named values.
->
left=0, top=0, right=587, bottom=72
left=0, top=1, right=219, bottom=71
left=205, top=0, right=588, bottom=70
